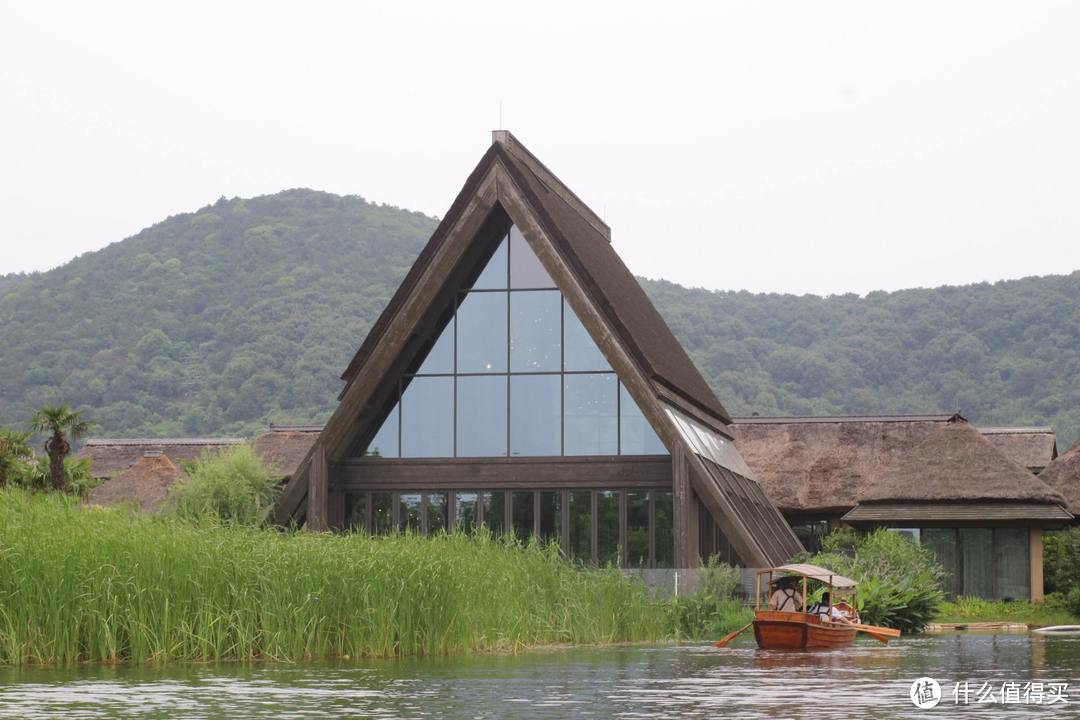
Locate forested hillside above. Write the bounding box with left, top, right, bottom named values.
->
left=2, top=189, right=1078, bottom=448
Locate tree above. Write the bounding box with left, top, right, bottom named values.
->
left=0, top=427, right=33, bottom=487
left=29, top=405, right=92, bottom=492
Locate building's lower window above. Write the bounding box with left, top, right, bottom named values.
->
left=626, top=491, right=649, bottom=569
left=568, top=491, right=591, bottom=563
left=511, top=491, right=534, bottom=542
left=919, top=526, right=1030, bottom=601
left=345, top=488, right=674, bottom=568
left=481, top=490, right=505, bottom=535
left=399, top=493, right=422, bottom=533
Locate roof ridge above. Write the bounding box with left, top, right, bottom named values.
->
left=83, top=437, right=245, bottom=446
left=979, top=426, right=1055, bottom=434
left=732, top=413, right=964, bottom=424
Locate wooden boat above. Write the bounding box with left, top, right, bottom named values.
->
left=752, top=563, right=861, bottom=650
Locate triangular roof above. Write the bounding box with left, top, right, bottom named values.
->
left=273, top=131, right=801, bottom=566
left=86, top=451, right=187, bottom=512
left=979, top=426, right=1058, bottom=473
left=340, top=132, right=729, bottom=424
left=1037, top=437, right=1080, bottom=517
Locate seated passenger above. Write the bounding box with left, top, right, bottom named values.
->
left=768, top=577, right=803, bottom=612
left=809, top=591, right=844, bottom=621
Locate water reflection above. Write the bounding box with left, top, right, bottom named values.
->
left=0, top=635, right=1077, bottom=719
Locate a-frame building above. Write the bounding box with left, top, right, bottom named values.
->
left=274, top=131, right=802, bottom=568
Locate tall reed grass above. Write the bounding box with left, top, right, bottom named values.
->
left=0, top=488, right=669, bottom=665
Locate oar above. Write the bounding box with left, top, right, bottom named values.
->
left=836, top=618, right=900, bottom=642
left=714, top=622, right=754, bottom=648
left=845, top=621, right=900, bottom=638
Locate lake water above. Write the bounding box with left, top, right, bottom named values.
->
left=1, top=633, right=1077, bottom=718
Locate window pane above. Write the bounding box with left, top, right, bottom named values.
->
left=457, top=291, right=507, bottom=373
left=426, top=493, right=448, bottom=535
left=345, top=492, right=366, bottom=532
left=512, top=491, right=535, bottom=542
left=472, top=234, right=508, bottom=289
left=365, top=403, right=399, bottom=457
left=456, top=376, right=507, bottom=457
left=626, top=491, right=649, bottom=569
left=960, top=528, right=993, bottom=599
left=922, top=528, right=958, bottom=597
left=401, top=377, right=453, bottom=457
left=539, top=491, right=561, bottom=545
left=565, top=374, right=617, bottom=455
left=994, top=528, right=1029, bottom=601
left=482, top=491, right=506, bottom=536
left=399, top=493, right=422, bottom=533
left=654, top=491, right=674, bottom=568
left=563, top=301, right=610, bottom=371
left=510, top=290, right=561, bottom=372
left=510, top=375, right=561, bottom=456
left=569, top=491, right=592, bottom=563
left=372, top=492, right=394, bottom=534
left=619, top=383, right=667, bottom=455
left=597, top=490, right=620, bottom=567
left=509, top=225, right=555, bottom=289
left=416, top=317, right=454, bottom=375
left=456, top=492, right=479, bottom=533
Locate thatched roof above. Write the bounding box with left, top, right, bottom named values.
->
left=86, top=452, right=187, bottom=511
left=252, top=426, right=321, bottom=479
left=730, top=414, right=1067, bottom=516
left=1037, top=437, right=1080, bottom=516
left=77, top=438, right=245, bottom=479
left=979, top=427, right=1058, bottom=473
left=857, top=421, right=1066, bottom=505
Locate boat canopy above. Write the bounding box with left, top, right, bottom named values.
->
left=759, top=563, right=857, bottom=589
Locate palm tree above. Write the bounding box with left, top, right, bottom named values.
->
left=0, top=427, right=33, bottom=487
left=29, top=405, right=93, bottom=492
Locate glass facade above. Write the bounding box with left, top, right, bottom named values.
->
left=919, top=527, right=1030, bottom=600
left=343, top=488, right=675, bottom=568
left=360, top=225, right=667, bottom=459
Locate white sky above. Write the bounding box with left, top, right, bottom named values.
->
left=1, top=1, right=1078, bottom=295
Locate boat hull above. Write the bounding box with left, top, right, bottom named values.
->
left=753, top=610, right=857, bottom=650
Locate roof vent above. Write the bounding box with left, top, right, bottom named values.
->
left=143, top=449, right=164, bottom=458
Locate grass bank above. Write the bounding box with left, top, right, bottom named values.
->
left=0, top=488, right=674, bottom=665
left=933, top=597, right=1078, bottom=627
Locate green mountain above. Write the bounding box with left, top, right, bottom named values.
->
left=2, top=189, right=1078, bottom=448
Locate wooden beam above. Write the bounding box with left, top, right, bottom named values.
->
left=331, top=455, right=671, bottom=490
left=672, top=446, right=692, bottom=568
left=1029, top=527, right=1044, bottom=603
left=307, top=445, right=328, bottom=531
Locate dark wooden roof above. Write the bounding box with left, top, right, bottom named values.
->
left=1037, top=437, right=1080, bottom=517
left=339, top=133, right=729, bottom=425
left=843, top=502, right=1072, bottom=524
left=77, top=437, right=244, bottom=479
left=274, top=131, right=797, bottom=566
left=979, top=426, right=1058, bottom=473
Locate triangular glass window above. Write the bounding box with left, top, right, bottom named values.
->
left=360, top=223, right=669, bottom=458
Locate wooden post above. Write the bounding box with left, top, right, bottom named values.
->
left=307, top=444, right=328, bottom=531
left=672, top=448, right=699, bottom=569
left=1029, top=527, right=1044, bottom=603
left=328, top=489, right=345, bottom=530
